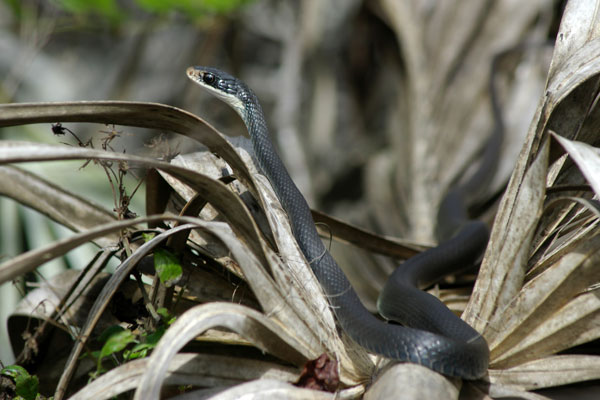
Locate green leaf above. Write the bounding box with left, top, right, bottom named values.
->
left=80, top=349, right=102, bottom=361
left=123, top=325, right=166, bottom=360
left=97, top=325, right=126, bottom=344
left=156, top=307, right=170, bottom=318
left=58, top=0, right=120, bottom=17
left=15, top=376, right=38, bottom=400
left=99, top=329, right=136, bottom=361
left=144, top=324, right=166, bottom=345
left=136, top=0, right=253, bottom=16
left=142, top=232, right=156, bottom=242
left=1, top=365, right=39, bottom=400
left=1, top=364, right=27, bottom=379
left=124, top=342, right=152, bottom=360
left=135, top=0, right=174, bottom=14
left=156, top=307, right=176, bottom=324
left=198, top=0, right=251, bottom=13
left=4, top=0, right=22, bottom=18
left=154, top=248, right=182, bottom=286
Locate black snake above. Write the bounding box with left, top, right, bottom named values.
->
left=186, top=65, right=496, bottom=379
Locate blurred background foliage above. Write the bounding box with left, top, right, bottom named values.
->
left=0, top=0, right=565, bottom=371
left=4, top=0, right=253, bottom=20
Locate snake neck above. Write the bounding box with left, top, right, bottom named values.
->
left=241, top=94, right=324, bottom=265
left=242, top=95, right=279, bottom=186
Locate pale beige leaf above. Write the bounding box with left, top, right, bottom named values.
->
left=543, top=21, right=600, bottom=145
left=0, top=140, right=266, bottom=260
left=68, top=353, right=299, bottom=400
left=547, top=0, right=600, bottom=82
left=0, top=165, right=117, bottom=246
left=170, top=379, right=345, bottom=400
left=465, top=138, right=548, bottom=332
left=0, top=101, right=253, bottom=188
left=464, top=0, right=600, bottom=394
left=0, top=214, right=173, bottom=284
left=489, top=355, right=600, bottom=391
left=492, top=288, right=600, bottom=367
left=192, top=217, right=330, bottom=374
left=56, top=223, right=204, bottom=399
left=466, top=0, right=600, bottom=338
left=487, top=385, right=552, bottom=400
left=363, top=363, right=459, bottom=400
left=529, top=201, right=600, bottom=277
left=253, top=173, right=374, bottom=381
left=133, top=303, right=312, bottom=400
left=165, top=140, right=374, bottom=383
left=553, top=134, right=600, bottom=199
left=376, top=0, right=550, bottom=240
left=487, top=232, right=600, bottom=362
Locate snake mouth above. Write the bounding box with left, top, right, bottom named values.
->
left=186, top=66, right=201, bottom=80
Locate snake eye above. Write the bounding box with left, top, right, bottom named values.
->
left=203, top=72, right=216, bottom=85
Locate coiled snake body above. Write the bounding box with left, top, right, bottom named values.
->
left=187, top=66, right=491, bottom=379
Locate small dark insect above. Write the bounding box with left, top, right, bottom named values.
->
left=51, top=122, right=71, bottom=136
left=51, top=122, right=88, bottom=148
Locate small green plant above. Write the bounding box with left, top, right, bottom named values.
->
left=153, top=248, right=183, bottom=287
left=0, top=364, right=42, bottom=400
left=87, top=308, right=175, bottom=380
left=141, top=233, right=184, bottom=286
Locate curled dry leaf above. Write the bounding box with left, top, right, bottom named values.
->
left=0, top=102, right=369, bottom=397
left=56, top=223, right=205, bottom=399
left=0, top=165, right=117, bottom=247
left=463, top=0, right=600, bottom=394
left=68, top=353, right=300, bottom=400
left=133, top=303, right=311, bottom=400
left=374, top=0, right=550, bottom=240
left=358, top=0, right=557, bottom=397
left=161, top=137, right=375, bottom=382
left=251, top=173, right=374, bottom=380
left=0, top=212, right=179, bottom=284
left=363, top=363, right=459, bottom=400
left=466, top=138, right=548, bottom=335
left=162, top=139, right=374, bottom=383
left=489, top=355, right=600, bottom=391
left=553, top=134, right=600, bottom=198
left=0, top=140, right=267, bottom=259
left=168, top=379, right=354, bottom=400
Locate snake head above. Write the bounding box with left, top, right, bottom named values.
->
left=186, top=66, right=248, bottom=118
